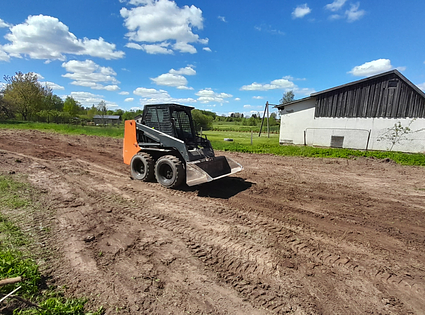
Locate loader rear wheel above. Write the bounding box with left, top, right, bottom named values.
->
left=155, top=155, right=185, bottom=188
left=130, top=152, right=154, bottom=181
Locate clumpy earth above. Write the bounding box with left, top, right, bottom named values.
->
left=0, top=128, right=424, bottom=314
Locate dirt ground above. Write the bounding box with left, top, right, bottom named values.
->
left=0, top=128, right=424, bottom=315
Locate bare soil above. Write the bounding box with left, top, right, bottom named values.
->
left=1, top=128, right=425, bottom=315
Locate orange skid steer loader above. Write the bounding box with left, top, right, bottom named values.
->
left=123, top=104, right=243, bottom=188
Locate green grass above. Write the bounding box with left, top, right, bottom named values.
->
left=0, top=175, right=102, bottom=315
left=203, top=130, right=425, bottom=166
left=0, top=120, right=124, bottom=138
left=212, top=121, right=280, bottom=133
left=1, top=121, right=424, bottom=166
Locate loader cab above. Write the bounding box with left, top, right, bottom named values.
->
left=142, top=104, right=197, bottom=145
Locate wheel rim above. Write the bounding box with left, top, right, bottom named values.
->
left=159, top=163, right=173, bottom=180
left=133, top=158, right=145, bottom=176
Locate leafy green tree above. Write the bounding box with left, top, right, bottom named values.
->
left=0, top=94, right=14, bottom=120
left=63, top=96, right=80, bottom=117
left=3, top=72, right=51, bottom=120
left=87, top=105, right=98, bottom=120
left=279, top=90, right=295, bottom=105
left=192, top=109, right=213, bottom=131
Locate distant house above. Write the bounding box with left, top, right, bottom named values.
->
left=93, top=115, right=121, bottom=125
left=275, top=70, right=425, bottom=153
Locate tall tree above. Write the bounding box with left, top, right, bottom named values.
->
left=3, top=72, right=51, bottom=120
left=279, top=90, right=295, bottom=105
left=97, top=100, right=107, bottom=124
left=63, top=96, right=80, bottom=117
left=0, top=94, right=14, bottom=120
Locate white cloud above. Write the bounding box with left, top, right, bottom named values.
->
left=62, top=59, right=120, bottom=91
left=234, top=98, right=241, bottom=101
left=69, top=91, right=117, bottom=108
left=218, top=16, right=226, bottom=22
left=0, top=18, right=10, bottom=28
left=348, top=59, right=393, bottom=77
left=417, top=83, right=425, bottom=91
left=43, top=81, right=65, bottom=90
left=169, top=66, right=196, bottom=76
left=0, top=46, right=10, bottom=62
left=325, top=0, right=347, bottom=12
left=346, top=3, right=365, bottom=22
left=203, top=47, right=212, bottom=52
left=121, top=0, right=208, bottom=54
left=241, top=77, right=296, bottom=91
left=2, top=15, right=124, bottom=61
left=119, top=91, right=130, bottom=95
left=195, top=88, right=232, bottom=104
left=133, top=86, right=196, bottom=104
left=125, top=42, right=174, bottom=55
left=292, top=4, right=311, bottom=19
left=151, top=73, right=188, bottom=87
left=253, top=96, right=264, bottom=99
left=151, top=66, right=195, bottom=89
left=124, top=97, right=134, bottom=102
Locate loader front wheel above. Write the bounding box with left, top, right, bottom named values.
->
left=155, top=155, right=185, bottom=188
left=130, top=152, right=154, bottom=181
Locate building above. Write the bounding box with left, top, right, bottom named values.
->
left=93, top=115, right=121, bottom=125
left=275, top=70, right=425, bottom=153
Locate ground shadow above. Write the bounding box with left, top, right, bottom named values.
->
left=182, top=177, right=253, bottom=199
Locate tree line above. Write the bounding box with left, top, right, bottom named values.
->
left=0, top=72, right=142, bottom=124
left=1, top=71, right=294, bottom=130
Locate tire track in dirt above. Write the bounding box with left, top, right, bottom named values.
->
left=43, top=158, right=320, bottom=314
left=61, top=158, right=425, bottom=311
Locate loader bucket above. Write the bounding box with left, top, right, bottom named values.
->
left=186, top=156, right=243, bottom=186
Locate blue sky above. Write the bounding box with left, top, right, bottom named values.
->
left=1, top=0, right=424, bottom=116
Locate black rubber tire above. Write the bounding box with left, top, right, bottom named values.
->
left=130, top=152, right=155, bottom=181
left=154, top=155, right=185, bottom=188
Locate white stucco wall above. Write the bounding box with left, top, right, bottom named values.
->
left=279, top=99, right=425, bottom=153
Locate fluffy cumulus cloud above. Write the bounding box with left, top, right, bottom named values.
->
left=62, top=60, right=120, bottom=91
left=151, top=66, right=196, bottom=89
left=124, top=97, right=134, bottom=102
left=292, top=4, right=311, bottom=19
left=1, top=15, right=124, bottom=61
left=348, top=59, right=394, bottom=77
left=240, top=77, right=296, bottom=91
left=195, top=88, right=232, bottom=104
left=69, top=91, right=117, bottom=108
left=121, top=0, right=208, bottom=54
left=133, top=87, right=196, bottom=104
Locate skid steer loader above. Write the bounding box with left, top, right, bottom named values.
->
left=123, top=104, right=243, bottom=188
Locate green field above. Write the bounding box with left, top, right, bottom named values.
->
left=1, top=121, right=424, bottom=166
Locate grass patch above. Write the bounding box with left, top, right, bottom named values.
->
left=0, top=121, right=123, bottom=138
left=1, top=121, right=424, bottom=166
left=0, top=175, right=102, bottom=315
left=203, top=131, right=425, bottom=166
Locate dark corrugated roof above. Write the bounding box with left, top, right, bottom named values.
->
left=311, top=70, right=425, bottom=98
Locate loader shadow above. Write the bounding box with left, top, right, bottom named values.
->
left=183, top=177, right=253, bottom=199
